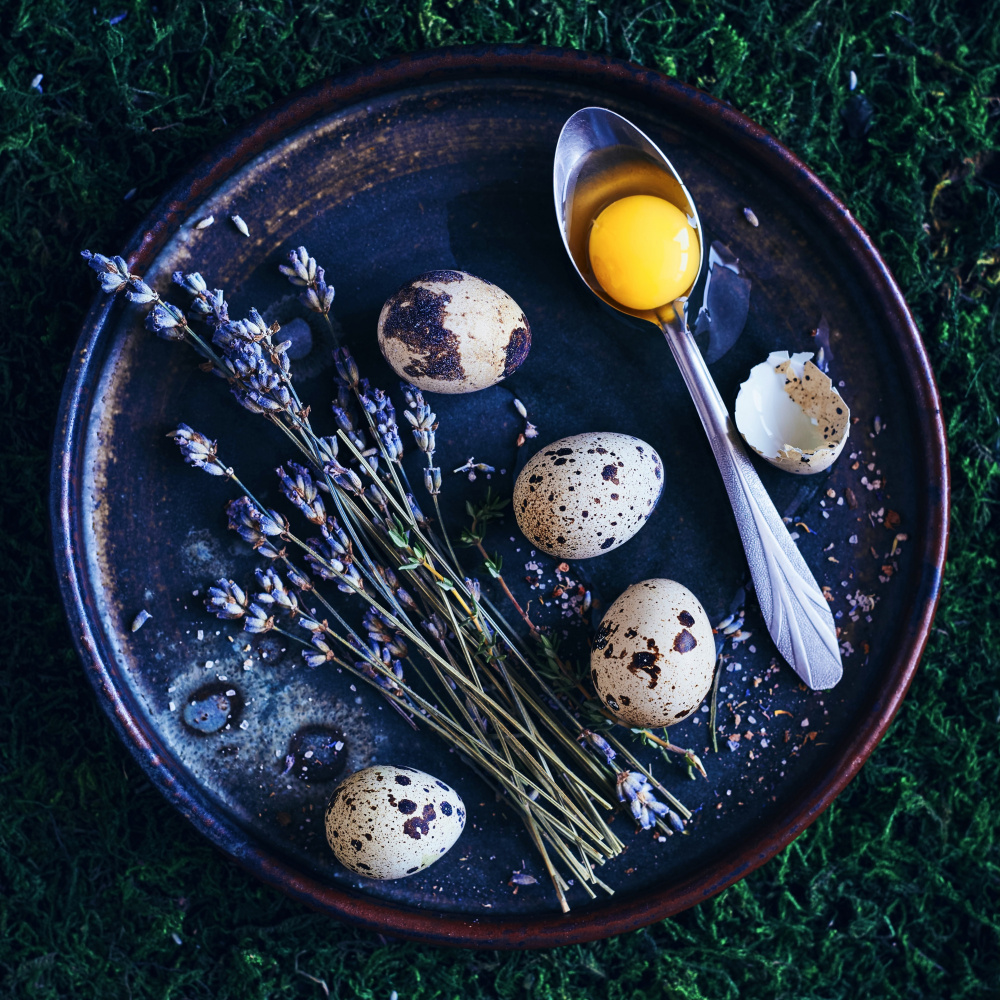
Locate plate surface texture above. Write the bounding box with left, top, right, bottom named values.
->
left=53, top=47, right=948, bottom=948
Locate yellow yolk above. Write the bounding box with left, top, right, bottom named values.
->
left=588, top=194, right=700, bottom=311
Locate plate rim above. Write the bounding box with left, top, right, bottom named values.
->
left=51, top=43, right=949, bottom=949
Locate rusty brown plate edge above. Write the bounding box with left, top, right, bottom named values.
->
left=51, top=45, right=949, bottom=949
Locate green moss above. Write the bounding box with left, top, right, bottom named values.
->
left=1, top=1, right=998, bottom=997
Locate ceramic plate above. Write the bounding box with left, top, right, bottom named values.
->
left=52, top=47, right=947, bottom=947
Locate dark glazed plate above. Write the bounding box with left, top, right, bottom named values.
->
left=53, top=47, right=948, bottom=948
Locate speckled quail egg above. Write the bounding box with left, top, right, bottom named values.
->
left=513, top=432, right=663, bottom=559
left=735, top=350, right=850, bottom=474
left=590, top=579, right=715, bottom=728
left=324, top=765, right=465, bottom=880
left=377, top=270, right=531, bottom=394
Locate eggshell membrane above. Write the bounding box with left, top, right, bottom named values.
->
left=324, top=765, right=465, bottom=879
left=377, top=270, right=530, bottom=394
left=590, top=579, right=715, bottom=728
left=735, top=350, right=850, bottom=475
left=513, top=433, right=664, bottom=560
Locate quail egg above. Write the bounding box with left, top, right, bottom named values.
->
left=377, top=270, right=531, bottom=394
left=324, top=765, right=465, bottom=879
left=734, top=350, right=850, bottom=474
left=590, top=579, right=715, bottom=727
left=513, top=432, right=663, bottom=559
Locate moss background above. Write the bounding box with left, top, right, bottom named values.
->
left=1, top=1, right=998, bottom=997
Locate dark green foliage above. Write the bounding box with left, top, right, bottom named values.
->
left=1, top=0, right=998, bottom=997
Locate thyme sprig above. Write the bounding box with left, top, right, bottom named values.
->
left=84, top=245, right=697, bottom=911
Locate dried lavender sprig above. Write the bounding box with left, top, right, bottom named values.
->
left=221, top=451, right=642, bottom=891
left=279, top=246, right=335, bottom=316
left=145, top=262, right=688, bottom=904
left=168, top=424, right=228, bottom=476
left=82, top=250, right=230, bottom=373
left=616, top=771, right=674, bottom=831
left=82, top=255, right=399, bottom=623
left=253, top=566, right=301, bottom=618
left=277, top=463, right=327, bottom=524
left=205, top=579, right=249, bottom=620
left=172, top=271, right=230, bottom=328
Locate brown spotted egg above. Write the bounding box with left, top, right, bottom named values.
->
left=377, top=271, right=530, bottom=394
left=513, top=432, right=663, bottom=559
left=591, top=579, right=715, bottom=728
left=324, top=765, right=465, bottom=879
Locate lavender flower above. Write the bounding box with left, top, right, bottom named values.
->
left=224, top=338, right=291, bottom=415
left=280, top=247, right=334, bottom=315
left=146, top=301, right=187, bottom=341
left=422, top=613, right=447, bottom=643
left=365, top=483, right=389, bottom=517
left=126, top=279, right=157, bottom=305
left=363, top=607, right=408, bottom=659
left=173, top=271, right=207, bottom=295
left=305, top=519, right=364, bottom=593
left=616, top=771, right=672, bottom=830
left=350, top=635, right=405, bottom=696
left=303, top=632, right=337, bottom=668
left=423, top=467, right=442, bottom=495
left=406, top=493, right=429, bottom=528
left=333, top=347, right=359, bottom=387
left=325, top=461, right=363, bottom=495
left=81, top=250, right=131, bottom=293
left=277, top=463, right=326, bottom=524
left=666, top=809, right=685, bottom=834
left=168, top=424, right=226, bottom=476
left=205, top=579, right=249, bottom=620
left=402, top=385, right=437, bottom=455
left=283, top=560, right=313, bottom=592
left=315, top=435, right=339, bottom=469
left=364, top=388, right=404, bottom=464
left=253, top=566, right=299, bottom=615
left=226, top=497, right=287, bottom=557
left=173, top=271, right=230, bottom=327
left=331, top=403, right=366, bottom=453
left=578, top=729, right=617, bottom=765
left=244, top=602, right=274, bottom=633
left=304, top=267, right=335, bottom=314
left=279, top=246, right=317, bottom=287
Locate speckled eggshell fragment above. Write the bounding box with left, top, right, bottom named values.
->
left=735, top=350, right=850, bottom=474
left=377, top=270, right=530, bottom=394
left=324, top=765, right=465, bottom=880
left=513, top=432, right=663, bottom=560
left=590, top=579, right=715, bottom=728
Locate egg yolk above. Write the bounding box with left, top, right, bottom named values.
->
left=588, top=194, right=700, bottom=311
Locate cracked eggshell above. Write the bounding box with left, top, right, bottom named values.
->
left=590, top=579, right=715, bottom=728
left=735, top=350, right=850, bottom=474
left=324, top=765, right=465, bottom=880
left=377, top=270, right=530, bottom=394
left=513, top=432, right=663, bottom=560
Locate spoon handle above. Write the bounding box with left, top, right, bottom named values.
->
left=660, top=316, right=843, bottom=690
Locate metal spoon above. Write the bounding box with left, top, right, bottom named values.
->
left=554, top=107, right=842, bottom=690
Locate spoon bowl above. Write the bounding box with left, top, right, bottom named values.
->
left=554, top=107, right=703, bottom=325
left=554, top=107, right=843, bottom=691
